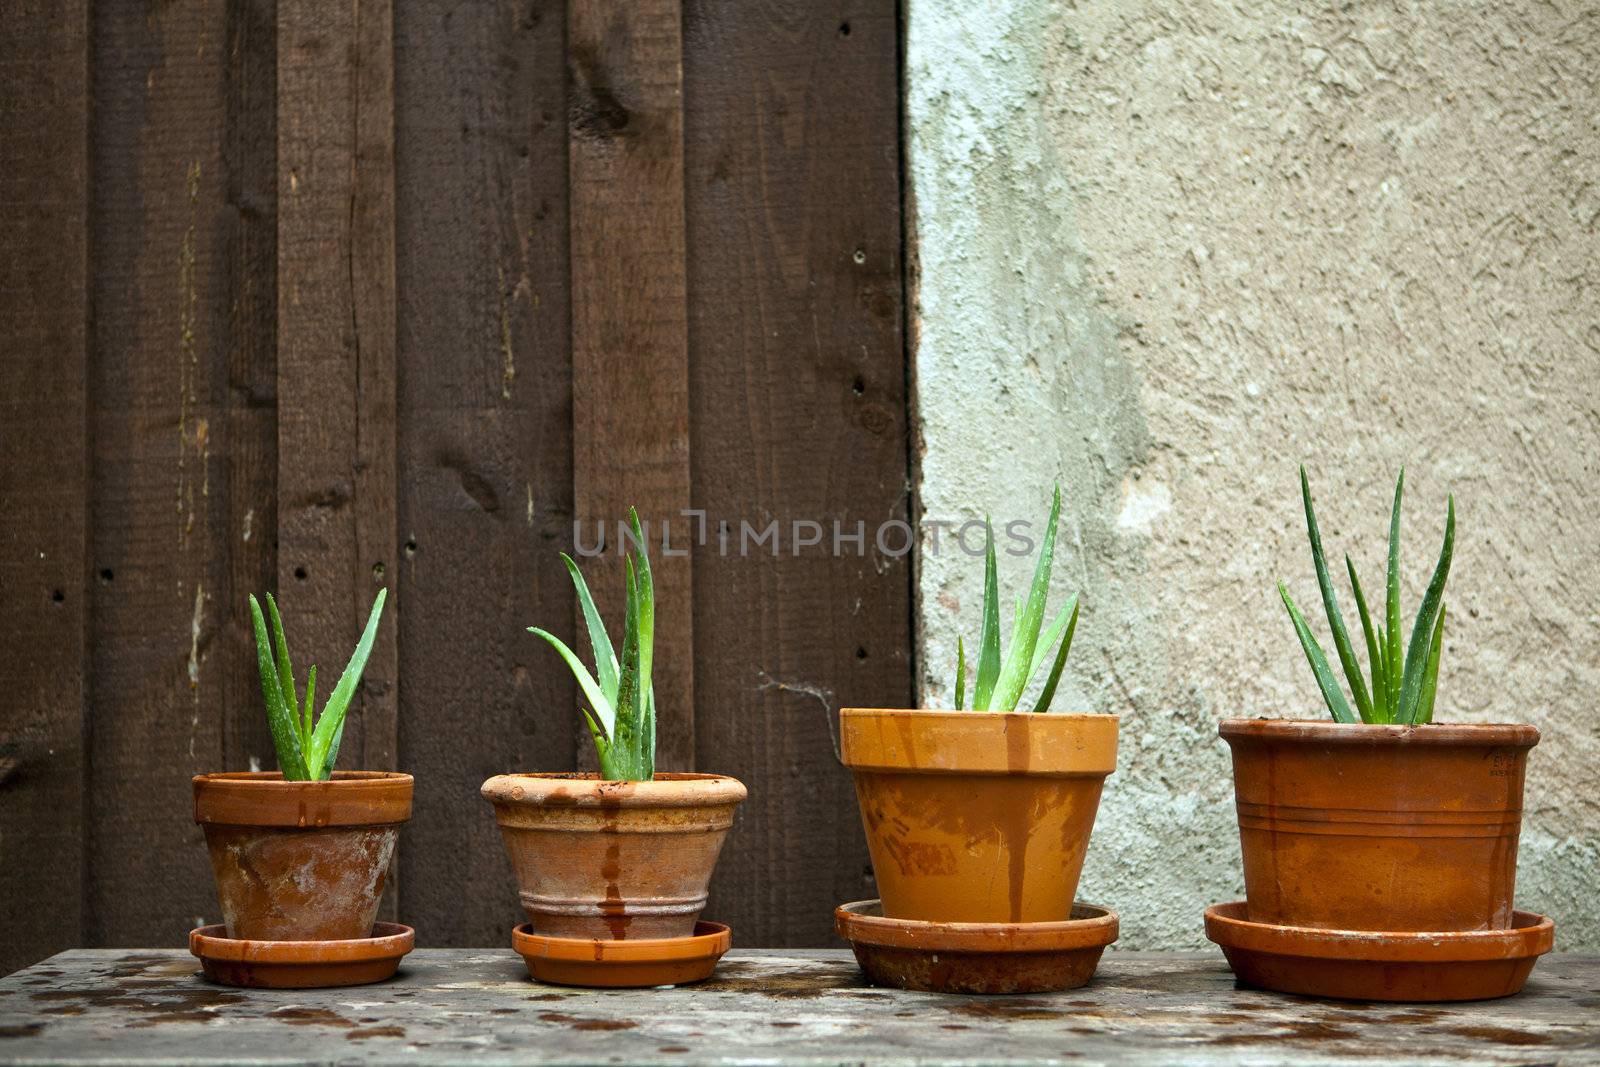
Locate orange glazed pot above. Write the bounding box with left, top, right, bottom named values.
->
left=193, top=771, right=412, bottom=941
left=1220, top=720, right=1539, bottom=932
left=481, top=772, right=746, bottom=940
left=839, top=709, right=1118, bottom=924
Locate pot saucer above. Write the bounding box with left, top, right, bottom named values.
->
left=512, top=921, right=731, bottom=987
left=189, top=922, right=414, bottom=989
left=834, top=899, right=1118, bottom=994
left=1204, top=901, right=1555, bottom=1002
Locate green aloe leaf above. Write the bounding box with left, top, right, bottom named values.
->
left=609, top=558, right=642, bottom=780
left=1280, top=583, right=1357, bottom=724
left=302, top=664, right=318, bottom=750
left=1027, top=601, right=1077, bottom=691
left=953, top=636, right=967, bottom=711
left=992, top=485, right=1062, bottom=712
left=531, top=627, right=614, bottom=739
left=561, top=553, right=619, bottom=705
left=1346, top=556, right=1388, bottom=723
left=1397, top=496, right=1454, bottom=724
left=264, top=593, right=301, bottom=741
left=1032, top=594, right=1080, bottom=713
left=1416, top=603, right=1445, bottom=725
left=1384, top=470, right=1405, bottom=720
left=971, top=518, right=1002, bottom=710
left=629, top=508, right=655, bottom=764
left=1301, top=469, right=1372, bottom=721
left=249, top=595, right=309, bottom=780
left=306, top=589, right=387, bottom=780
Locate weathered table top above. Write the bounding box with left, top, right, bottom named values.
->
left=0, top=949, right=1595, bottom=1066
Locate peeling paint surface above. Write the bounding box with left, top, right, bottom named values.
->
left=908, top=1, right=1600, bottom=948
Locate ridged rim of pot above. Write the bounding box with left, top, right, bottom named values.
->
left=838, top=708, right=1118, bottom=776
left=193, top=771, right=414, bottom=827
left=1218, top=719, right=1539, bottom=748
left=480, top=772, right=748, bottom=809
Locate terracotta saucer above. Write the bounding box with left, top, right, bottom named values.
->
left=834, top=899, right=1118, bottom=994
left=189, top=922, right=414, bottom=989
left=512, top=921, right=731, bottom=987
left=1204, top=901, right=1555, bottom=1002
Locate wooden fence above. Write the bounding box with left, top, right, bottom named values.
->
left=0, top=0, right=910, bottom=974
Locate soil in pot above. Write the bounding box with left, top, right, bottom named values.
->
left=481, top=772, right=747, bottom=941
left=839, top=709, right=1118, bottom=924
left=1220, top=720, right=1539, bottom=932
left=193, top=771, right=413, bottom=942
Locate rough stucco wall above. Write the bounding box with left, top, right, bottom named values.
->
left=907, top=0, right=1599, bottom=949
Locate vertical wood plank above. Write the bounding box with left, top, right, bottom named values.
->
left=568, top=0, right=695, bottom=771
left=683, top=0, right=912, bottom=945
left=0, top=0, right=88, bottom=975
left=393, top=0, right=576, bottom=946
left=87, top=0, right=274, bottom=946
left=276, top=0, right=398, bottom=778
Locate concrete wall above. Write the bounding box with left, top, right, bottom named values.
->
left=906, top=0, right=1599, bottom=948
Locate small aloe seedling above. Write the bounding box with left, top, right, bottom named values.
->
left=1279, top=467, right=1454, bottom=725
left=952, top=485, right=1081, bottom=712
left=248, top=589, right=387, bottom=780
left=531, top=508, right=656, bottom=781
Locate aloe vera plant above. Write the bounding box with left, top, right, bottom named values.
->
left=951, top=485, right=1081, bottom=712
left=1279, top=467, right=1454, bottom=724
left=248, top=588, right=387, bottom=780
left=530, top=508, right=656, bottom=780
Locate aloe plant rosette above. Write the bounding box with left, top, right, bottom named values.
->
left=1218, top=469, right=1541, bottom=937
left=482, top=509, right=746, bottom=951
left=192, top=588, right=413, bottom=948
left=839, top=486, right=1119, bottom=930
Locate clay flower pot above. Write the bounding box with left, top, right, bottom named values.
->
left=481, top=772, right=747, bottom=940
left=839, top=709, right=1119, bottom=924
left=193, top=771, right=413, bottom=941
left=1220, top=720, right=1539, bottom=932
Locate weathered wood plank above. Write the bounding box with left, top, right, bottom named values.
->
left=567, top=0, right=695, bottom=771
left=87, top=0, right=257, bottom=948
left=1, top=950, right=1596, bottom=1064
left=0, top=0, right=89, bottom=977
left=683, top=0, right=912, bottom=946
left=393, top=0, right=576, bottom=946
left=275, top=0, right=398, bottom=776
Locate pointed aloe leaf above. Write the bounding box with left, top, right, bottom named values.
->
left=971, top=518, right=1002, bottom=710
left=993, top=485, right=1062, bottom=712
left=322, top=710, right=346, bottom=780
left=250, top=595, right=309, bottom=779
left=1345, top=556, right=1387, bottom=723
left=1397, top=496, right=1454, bottom=724
left=628, top=508, right=655, bottom=760
left=302, top=664, right=318, bottom=749
left=609, top=559, right=642, bottom=779
left=1301, top=469, right=1372, bottom=721
left=643, top=686, right=656, bottom=778
left=306, top=589, right=387, bottom=779
left=531, top=627, right=614, bottom=738
left=579, top=704, right=610, bottom=756
left=1416, top=603, right=1445, bottom=725
left=263, top=593, right=301, bottom=736
left=1384, top=470, right=1405, bottom=720
left=1027, top=600, right=1078, bottom=689
left=953, top=636, right=967, bottom=710
left=1033, top=594, right=1079, bottom=713
left=1280, top=583, right=1357, bottom=724
left=561, top=553, right=618, bottom=704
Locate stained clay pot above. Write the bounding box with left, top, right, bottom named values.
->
left=839, top=709, right=1118, bottom=924
left=481, top=773, right=746, bottom=940
left=193, top=771, right=413, bottom=941
left=1220, top=720, right=1539, bottom=932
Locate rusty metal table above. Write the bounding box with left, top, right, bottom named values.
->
left=1, top=949, right=1596, bottom=1065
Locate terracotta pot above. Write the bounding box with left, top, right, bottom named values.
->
left=193, top=771, right=413, bottom=941
left=1220, top=720, right=1538, bottom=932
left=481, top=772, right=746, bottom=940
left=839, top=709, right=1118, bottom=924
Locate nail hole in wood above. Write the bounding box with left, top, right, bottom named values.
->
left=852, top=247, right=866, bottom=265
left=99, top=569, right=114, bottom=583
left=294, top=566, right=307, bottom=581
left=852, top=375, right=866, bottom=396
left=856, top=646, right=868, bottom=660
left=51, top=589, right=64, bottom=603
left=839, top=21, right=850, bottom=36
